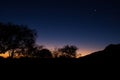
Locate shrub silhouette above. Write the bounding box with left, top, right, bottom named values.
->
left=0, top=22, right=36, bottom=58
left=52, top=48, right=61, bottom=58
left=35, top=49, right=53, bottom=58
left=27, top=45, right=44, bottom=57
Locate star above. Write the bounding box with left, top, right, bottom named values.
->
left=94, top=9, right=97, bottom=12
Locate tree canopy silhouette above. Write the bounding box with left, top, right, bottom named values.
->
left=0, top=22, right=36, bottom=58
left=59, top=45, right=78, bottom=58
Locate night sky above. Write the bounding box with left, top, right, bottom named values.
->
left=0, top=0, right=120, bottom=55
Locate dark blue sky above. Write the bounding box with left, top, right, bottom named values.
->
left=0, top=0, right=120, bottom=55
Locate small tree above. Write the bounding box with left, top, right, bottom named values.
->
left=59, top=45, right=78, bottom=58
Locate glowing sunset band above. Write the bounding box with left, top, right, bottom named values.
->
left=0, top=47, right=98, bottom=58
left=0, top=52, right=9, bottom=58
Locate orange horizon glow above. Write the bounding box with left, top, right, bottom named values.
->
left=0, top=52, right=9, bottom=58
left=0, top=46, right=100, bottom=58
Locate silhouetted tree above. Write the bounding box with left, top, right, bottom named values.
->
left=59, top=45, right=78, bottom=58
left=0, top=22, right=36, bottom=58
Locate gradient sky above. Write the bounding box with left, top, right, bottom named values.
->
left=0, top=0, right=120, bottom=56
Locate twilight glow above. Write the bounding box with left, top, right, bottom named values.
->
left=0, top=0, right=120, bottom=56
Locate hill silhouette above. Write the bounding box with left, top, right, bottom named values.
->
left=79, top=44, right=120, bottom=63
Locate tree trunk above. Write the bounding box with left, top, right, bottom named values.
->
left=9, top=50, right=14, bottom=58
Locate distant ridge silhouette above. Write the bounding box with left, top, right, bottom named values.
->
left=79, top=44, right=120, bottom=63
